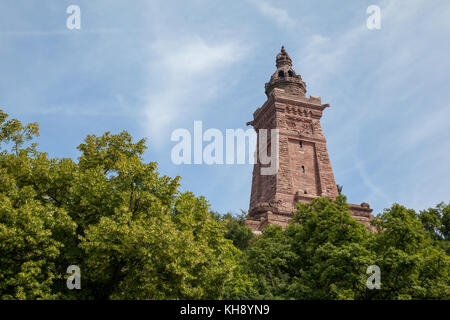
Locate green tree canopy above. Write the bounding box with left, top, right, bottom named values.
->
left=235, top=196, right=450, bottom=300
left=0, top=110, right=448, bottom=300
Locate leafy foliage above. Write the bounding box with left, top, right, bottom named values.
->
left=217, top=212, right=254, bottom=251
left=419, top=202, right=450, bottom=255
left=233, top=197, right=450, bottom=300
left=0, top=110, right=241, bottom=299
left=0, top=110, right=448, bottom=300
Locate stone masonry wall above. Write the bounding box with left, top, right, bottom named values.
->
left=246, top=47, right=374, bottom=233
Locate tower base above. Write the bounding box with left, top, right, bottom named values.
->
left=245, top=198, right=375, bottom=234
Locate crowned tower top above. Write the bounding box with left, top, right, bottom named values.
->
left=265, top=46, right=307, bottom=98
left=276, top=45, right=292, bottom=67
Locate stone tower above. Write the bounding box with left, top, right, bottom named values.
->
left=245, top=46, right=374, bottom=233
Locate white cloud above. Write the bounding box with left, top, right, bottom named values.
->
left=248, top=0, right=296, bottom=28
left=142, top=36, right=247, bottom=145
left=301, top=25, right=366, bottom=84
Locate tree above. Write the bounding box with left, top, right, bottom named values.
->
left=286, top=196, right=375, bottom=300
left=371, top=204, right=450, bottom=299
left=66, top=131, right=244, bottom=299
left=0, top=111, right=76, bottom=299
left=218, top=212, right=254, bottom=251
left=242, top=225, right=295, bottom=299
left=1, top=109, right=449, bottom=300
left=80, top=193, right=241, bottom=299
left=0, top=110, right=244, bottom=299
left=0, top=110, right=39, bottom=155
left=238, top=197, right=450, bottom=300
left=419, top=202, right=450, bottom=255
left=237, top=196, right=375, bottom=300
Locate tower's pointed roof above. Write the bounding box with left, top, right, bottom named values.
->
left=265, top=46, right=307, bottom=97
left=276, top=46, right=292, bottom=67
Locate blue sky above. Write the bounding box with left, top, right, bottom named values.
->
left=1, top=0, right=449, bottom=215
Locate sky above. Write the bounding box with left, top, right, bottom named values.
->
left=1, top=0, right=449, bottom=216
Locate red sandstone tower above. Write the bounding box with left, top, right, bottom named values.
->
left=246, top=47, right=374, bottom=233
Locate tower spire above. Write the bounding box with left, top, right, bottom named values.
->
left=276, top=45, right=292, bottom=68
left=265, top=45, right=306, bottom=97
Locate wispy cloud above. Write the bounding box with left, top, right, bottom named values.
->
left=396, top=106, right=450, bottom=152
left=295, top=0, right=450, bottom=213
left=248, top=0, right=296, bottom=28
left=353, top=156, right=391, bottom=204
left=142, top=36, right=247, bottom=145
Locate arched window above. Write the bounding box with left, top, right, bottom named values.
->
left=288, top=70, right=294, bottom=77
left=278, top=70, right=285, bottom=78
